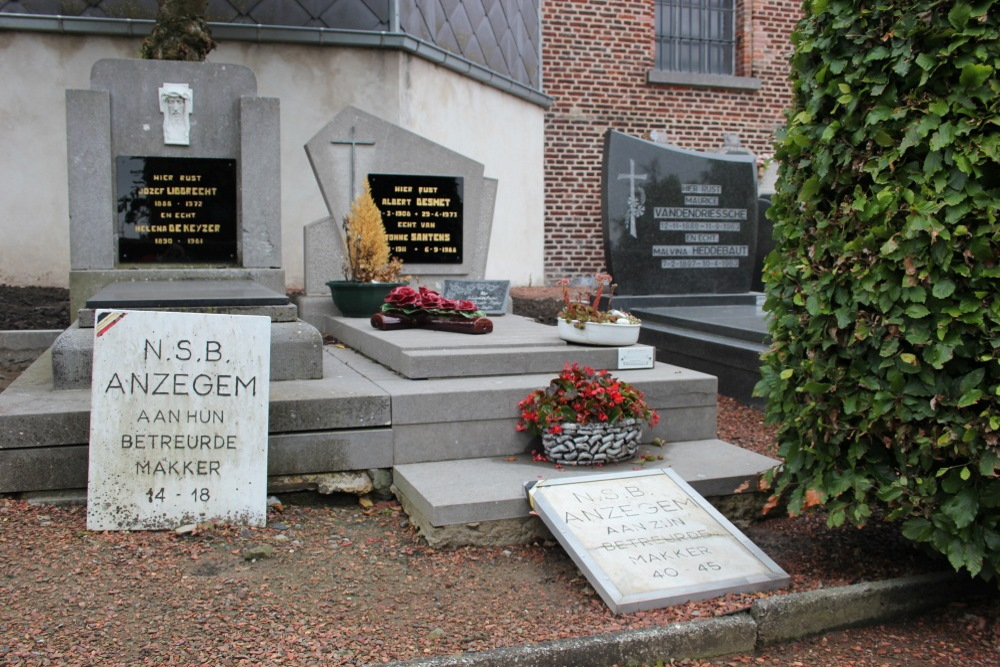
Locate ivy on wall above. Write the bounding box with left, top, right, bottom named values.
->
left=757, top=0, right=1000, bottom=577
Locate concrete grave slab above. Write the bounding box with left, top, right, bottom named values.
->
left=325, top=314, right=660, bottom=379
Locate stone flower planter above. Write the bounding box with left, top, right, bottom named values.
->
left=557, top=319, right=641, bottom=346
left=327, top=281, right=407, bottom=317
left=541, top=418, right=642, bottom=465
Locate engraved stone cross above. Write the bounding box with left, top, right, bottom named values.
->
left=617, top=158, right=647, bottom=238
left=330, top=126, right=376, bottom=202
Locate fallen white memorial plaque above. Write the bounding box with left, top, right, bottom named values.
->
left=527, top=468, right=789, bottom=613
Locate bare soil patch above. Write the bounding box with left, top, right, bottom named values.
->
left=0, top=284, right=70, bottom=331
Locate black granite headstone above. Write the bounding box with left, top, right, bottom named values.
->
left=116, top=156, right=238, bottom=264
left=368, top=173, right=463, bottom=265
left=601, top=130, right=758, bottom=295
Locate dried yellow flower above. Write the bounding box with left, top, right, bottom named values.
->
left=342, top=183, right=406, bottom=282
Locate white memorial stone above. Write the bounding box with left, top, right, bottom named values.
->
left=527, top=468, right=789, bottom=614
left=87, top=310, right=271, bottom=530
left=158, top=82, right=193, bottom=146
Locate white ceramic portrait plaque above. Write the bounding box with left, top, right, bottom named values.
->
left=87, top=310, right=271, bottom=531
left=527, top=468, right=789, bottom=614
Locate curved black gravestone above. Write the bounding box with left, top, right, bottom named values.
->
left=601, top=130, right=758, bottom=295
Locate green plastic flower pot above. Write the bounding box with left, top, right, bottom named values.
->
left=326, top=281, right=408, bottom=318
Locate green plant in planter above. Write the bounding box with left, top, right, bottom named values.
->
left=558, top=273, right=640, bottom=329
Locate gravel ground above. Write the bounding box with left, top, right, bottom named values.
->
left=2, top=285, right=1000, bottom=665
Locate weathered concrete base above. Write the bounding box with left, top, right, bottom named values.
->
left=3, top=316, right=780, bottom=544
left=69, top=268, right=287, bottom=315
left=268, top=471, right=375, bottom=496
left=394, top=482, right=552, bottom=548
left=51, top=319, right=323, bottom=388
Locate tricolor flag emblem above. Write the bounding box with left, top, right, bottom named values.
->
left=95, top=311, right=127, bottom=338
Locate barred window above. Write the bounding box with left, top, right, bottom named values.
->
left=655, top=0, right=736, bottom=75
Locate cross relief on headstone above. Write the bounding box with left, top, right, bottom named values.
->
left=617, top=158, right=647, bottom=239
left=329, top=125, right=375, bottom=202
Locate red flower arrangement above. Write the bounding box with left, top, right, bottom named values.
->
left=382, top=286, right=483, bottom=318
left=371, top=285, right=494, bottom=334
left=516, top=363, right=659, bottom=436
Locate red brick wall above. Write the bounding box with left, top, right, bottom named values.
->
left=542, top=0, right=801, bottom=282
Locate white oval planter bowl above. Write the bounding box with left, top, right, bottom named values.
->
left=557, top=319, right=641, bottom=346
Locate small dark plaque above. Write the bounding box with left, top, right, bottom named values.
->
left=368, top=174, right=463, bottom=264
left=116, top=156, right=238, bottom=264
left=602, top=131, right=758, bottom=295
left=442, top=279, right=510, bottom=315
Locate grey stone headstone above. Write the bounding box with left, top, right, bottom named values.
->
left=602, top=130, right=758, bottom=295
left=527, top=468, right=789, bottom=614
left=441, top=279, right=510, bottom=315
left=302, top=106, right=497, bottom=293
left=65, top=59, right=283, bottom=311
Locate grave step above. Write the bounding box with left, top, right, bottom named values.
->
left=635, top=307, right=769, bottom=409
left=326, top=346, right=720, bottom=464
left=392, top=440, right=780, bottom=547
left=636, top=304, right=769, bottom=344
left=326, top=314, right=659, bottom=379
left=0, top=348, right=391, bottom=493
left=51, top=319, right=324, bottom=389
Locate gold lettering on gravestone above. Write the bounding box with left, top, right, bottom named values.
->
left=117, top=156, right=237, bottom=263
left=368, top=174, right=464, bottom=264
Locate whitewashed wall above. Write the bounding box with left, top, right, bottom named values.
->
left=0, top=32, right=546, bottom=289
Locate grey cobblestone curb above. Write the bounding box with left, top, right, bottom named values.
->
left=394, top=572, right=979, bottom=666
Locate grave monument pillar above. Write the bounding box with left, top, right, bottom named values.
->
left=54, top=59, right=321, bottom=389
left=66, top=59, right=284, bottom=313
